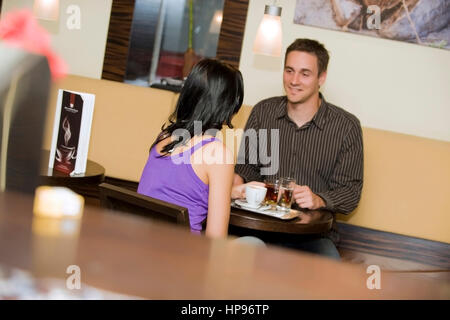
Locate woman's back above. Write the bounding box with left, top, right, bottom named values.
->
left=137, top=136, right=220, bottom=233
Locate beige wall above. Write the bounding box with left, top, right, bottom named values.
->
left=240, top=0, right=450, bottom=142
left=1, top=0, right=112, bottom=79
left=337, top=128, right=450, bottom=243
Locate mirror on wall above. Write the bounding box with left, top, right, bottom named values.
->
left=124, top=0, right=224, bottom=90
left=102, top=0, right=249, bottom=92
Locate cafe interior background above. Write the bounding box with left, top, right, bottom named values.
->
left=0, top=0, right=449, bottom=299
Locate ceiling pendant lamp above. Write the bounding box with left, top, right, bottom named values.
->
left=253, top=3, right=282, bottom=57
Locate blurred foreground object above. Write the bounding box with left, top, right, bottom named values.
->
left=0, top=9, right=67, bottom=80
left=33, top=186, right=84, bottom=219
left=0, top=264, right=138, bottom=299
left=0, top=191, right=448, bottom=299
left=0, top=44, right=50, bottom=193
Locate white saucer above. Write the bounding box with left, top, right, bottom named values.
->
left=235, top=199, right=266, bottom=210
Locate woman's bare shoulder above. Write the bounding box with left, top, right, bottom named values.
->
left=201, top=138, right=234, bottom=166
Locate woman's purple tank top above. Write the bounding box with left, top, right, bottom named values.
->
left=137, top=138, right=219, bottom=233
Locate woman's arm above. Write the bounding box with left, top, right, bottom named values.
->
left=204, top=143, right=234, bottom=238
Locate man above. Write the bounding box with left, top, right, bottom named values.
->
left=233, top=39, right=363, bottom=260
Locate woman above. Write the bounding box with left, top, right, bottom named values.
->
left=138, top=59, right=255, bottom=238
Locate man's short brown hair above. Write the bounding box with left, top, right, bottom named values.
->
left=285, top=39, right=329, bottom=76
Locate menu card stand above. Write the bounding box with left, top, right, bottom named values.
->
left=48, top=90, right=95, bottom=175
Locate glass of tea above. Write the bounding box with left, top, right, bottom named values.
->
left=276, top=177, right=296, bottom=212
left=263, top=178, right=279, bottom=207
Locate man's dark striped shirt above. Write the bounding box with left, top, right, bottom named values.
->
left=235, top=94, right=364, bottom=216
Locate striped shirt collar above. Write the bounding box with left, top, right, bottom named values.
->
left=276, top=93, right=329, bottom=130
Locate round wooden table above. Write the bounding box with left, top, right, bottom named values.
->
left=230, top=207, right=333, bottom=235
left=39, top=150, right=105, bottom=202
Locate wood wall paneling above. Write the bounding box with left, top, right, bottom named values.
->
left=101, top=0, right=136, bottom=82
left=216, top=0, right=249, bottom=69
left=337, top=222, right=450, bottom=270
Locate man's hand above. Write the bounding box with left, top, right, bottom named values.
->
left=231, top=181, right=265, bottom=199
left=293, top=185, right=325, bottom=210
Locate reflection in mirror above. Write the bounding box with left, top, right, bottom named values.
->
left=124, top=0, right=224, bottom=90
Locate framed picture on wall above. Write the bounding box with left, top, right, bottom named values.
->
left=293, top=0, right=449, bottom=50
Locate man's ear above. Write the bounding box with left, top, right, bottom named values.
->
left=318, top=71, right=327, bottom=87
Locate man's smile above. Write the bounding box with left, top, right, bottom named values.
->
left=287, top=87, right=303, bottom=94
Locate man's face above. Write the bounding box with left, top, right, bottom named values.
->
left=283, top=51, right=326, bottom=105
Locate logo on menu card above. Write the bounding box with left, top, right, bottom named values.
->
left=64, top=91, right=79, bottom=113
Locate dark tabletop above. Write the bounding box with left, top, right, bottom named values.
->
left=0, top=191, right=446, bottom=299
left=230, top=206, right=333, bottom=235
left=40, top=150, right=105, bottom=181
left=39, top=150, right=105, bottom=202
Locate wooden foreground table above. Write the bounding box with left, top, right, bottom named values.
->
left=0, top=191, right=447, bottom=299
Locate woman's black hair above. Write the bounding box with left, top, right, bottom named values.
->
left=152, top=58, right=244, bottom=155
